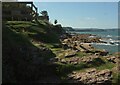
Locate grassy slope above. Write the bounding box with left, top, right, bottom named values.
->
left=2, top=21, right=62, bottom=83
left=3, top=21, right=119, bottom=84
left=6, top=21, right=61, bottom=43
left=3, top=22, right=35, bottom=83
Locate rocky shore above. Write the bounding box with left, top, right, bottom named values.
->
left=68, top=68, right=112, bottom=84
left=60, top=33, right=109, bottom=55
left=50, top=33, right=119, bottom=84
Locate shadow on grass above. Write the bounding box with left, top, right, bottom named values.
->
left=55, top=63, right=88, bottom=78
left=54, top=57, right=107, bottom=83
left=87, top=58, right=106, bottom=67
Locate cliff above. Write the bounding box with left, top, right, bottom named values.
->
left=2, top=20, right=65, bottom=83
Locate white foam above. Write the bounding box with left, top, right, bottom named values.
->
left=109, top=38, right=113, bottom=41
left=107, top=35, right=112, bottom=37
left=115, top=44, right=119, bottom=46
left=91, top=42, right=119, bottom=46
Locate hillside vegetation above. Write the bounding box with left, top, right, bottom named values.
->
left=2, top=20, right=120, bottom=84
left=2, top=20, right=65, bottom=83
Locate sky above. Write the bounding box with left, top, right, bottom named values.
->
left=17, top=0, right=119, bottom=2
left=34, top=2, right=118, bottom=29
left=17, top=0, right=119, bottom=29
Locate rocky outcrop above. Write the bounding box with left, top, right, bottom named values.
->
left=61, top=39, right=95, bottom=52
left=64, top=50, right=77, bottom=58
left=106, top=55, right=119, bottom=64
left=58, top=55, right=105, bottom=65
left=106, top=56, right=116, bottom=63
left=61, top=34, right=102, bottom=44
left=99, top=50, right=109, bottom=56
left=57, top=49, right=77, bottom=58
left=60, top=34, right=110, bottom=56
left=68, top=69, right=112, bottom=84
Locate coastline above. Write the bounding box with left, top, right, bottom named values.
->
left=52, top=32, right=120, bottom=84
left=63, top=31, right=119, bottom=54
left=2, top=2, right=119, bottom=84
left=3, top=21, right=120, bottom=84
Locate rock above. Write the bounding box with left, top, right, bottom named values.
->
left=72, top=71, right=77, bottom=74
left=64, top=49, right=77, bottom=58
left=61, top=59, right=67, bottom=64
left=58, top=54, right=101, bottom=65
left=64, top=52, right=76, bottom=58
left=107, top=56, right=117, bottom=63
left=95, top=53, right=99, bottom=56
left=87, top=68, right=96, bottom=74
left=73, top=62, right=78, bottom=65
left=68, top=69, right=112, bottom=84
left=99, top=50, right=109, bottom=56
left=62, top=43, right=69, bottom=50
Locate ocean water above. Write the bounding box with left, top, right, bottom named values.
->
left=72, top=29, right=120, bottom=54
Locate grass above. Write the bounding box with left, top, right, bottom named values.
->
left=56, top=62, right=88, bottom=78
left=3, top=24, right=33, bottom=47
left=6, top=21, right=60, bottom=43
left=112, top=72, right=119, bottom=84
left=2, top=27, right=57, bottom=83
left=3, top=20, right=59, bottom=60
left=93, top=57, right=115, bottom=70
left=51, top=48, right=63, bottom=54
left=96, top=62, right=115, bottom=70
left=6, top=21, right=37, bottom=26
left=76, top=51, right=89, bottom=57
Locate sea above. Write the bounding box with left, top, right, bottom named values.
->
left=70, top=29, right=120, bottom=54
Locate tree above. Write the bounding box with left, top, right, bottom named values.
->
left=40, top=10, right=48, bottom=16
left=40, top=10, right=49, bottom=21
left=54, top=19, right=58, bottom=24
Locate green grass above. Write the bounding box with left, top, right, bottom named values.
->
left=3, top=24, right=33, bottom=47
left=94, top=57, right=115, bottom=70
left=6, top=21, right=37, bottom=26
left=6, top=21, right=60, bottom=43
left=96, top=62, right=115, bottom=70
left=76, top=52, right=89, bottom=57
left=56, top=62, right=87, bottom=78
left=112, top=72, right=119, bottom=84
